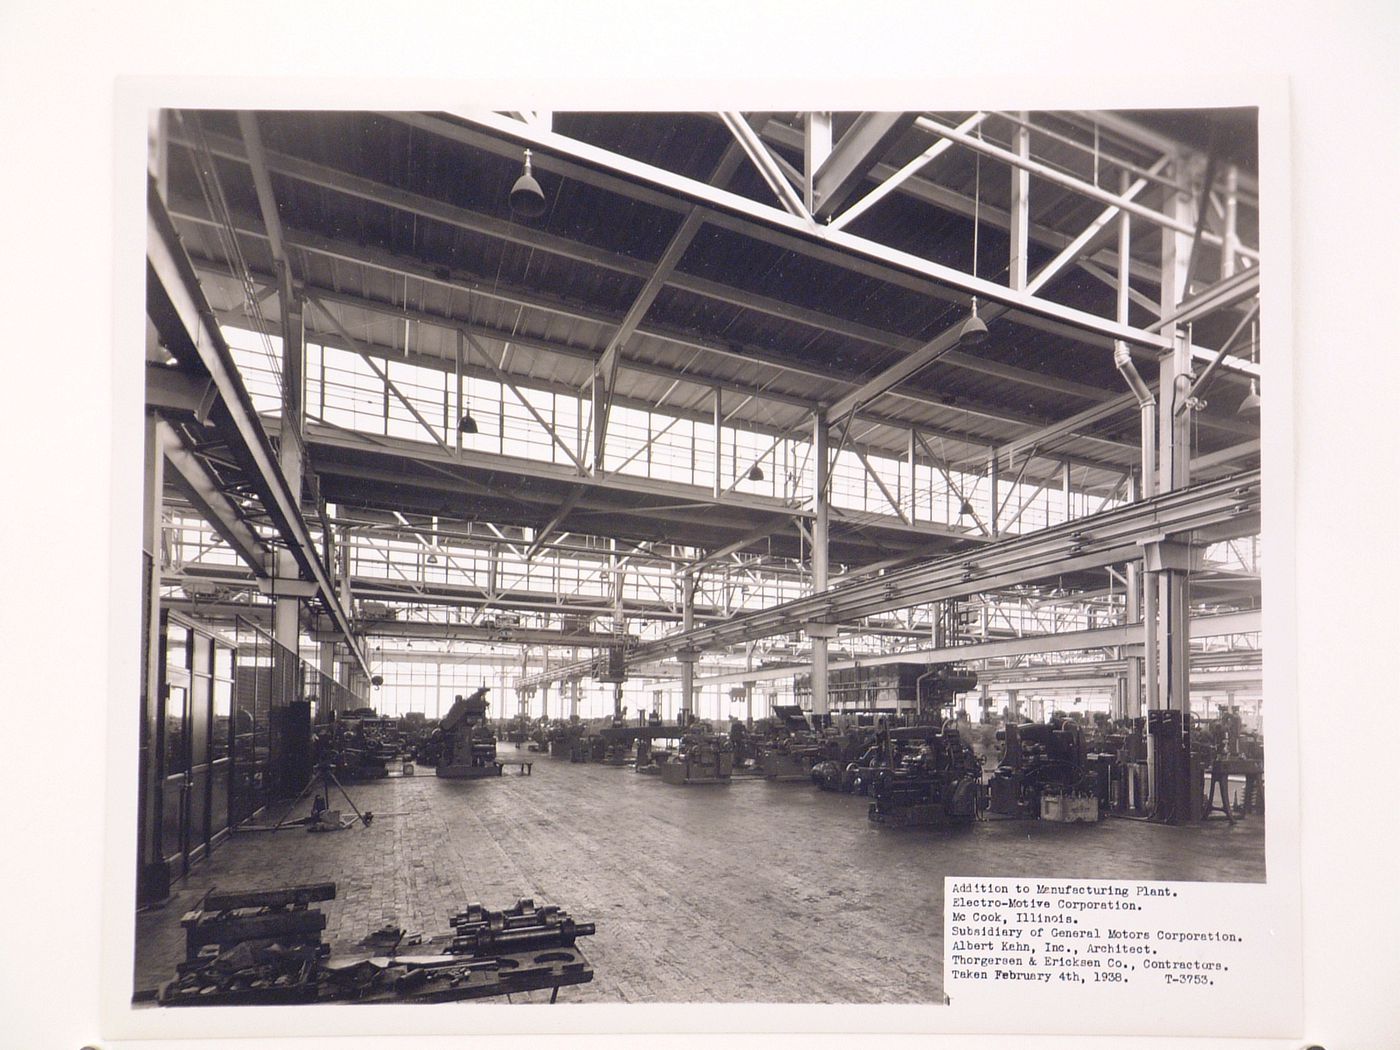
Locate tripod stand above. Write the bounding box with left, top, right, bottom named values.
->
left=265, top=758, right=374, bottom=832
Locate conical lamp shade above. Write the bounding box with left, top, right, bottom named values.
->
left=510, top=151, right=547, bottom=218
left=957, top=313, right=989, bottom=346
left=1237, top=381, right=1261, bottom=414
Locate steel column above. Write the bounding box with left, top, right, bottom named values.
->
left=1009, top=113, right=1030, bottom=290
left=803, top=112, right=832, bottom=214
left=680, top=575, right=696, bottom=717
left=809, top=415, right=831, bottom=716
left=712, top=386, right=723, bottom=498
left=274, top=290, right=305, bottom=652
left=1157, top=159, right=1195, bottom=732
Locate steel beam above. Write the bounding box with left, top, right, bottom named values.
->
left=176, top=207, right=1168, bottom=464
left=760, top=116, right=1163, bottom=285
left=631, top=468, right=1258, bottom=664
left=719, top=112, right=810, bottom=219
left=912, top=116, right=1257, bottom=260
left=461, top=330, right=585, bottom=471
left=593, top=203, right=712, bottom=469
left=1191, top=439, right=1261, bottom=473
left=694, top=609, right=1260, bottom=687
left=802, top=112, right=832, bottom=213
left=146, top=183, right=369, bottom=677
left=159, top=421, right=269, bottom=574
left=436, top=110, right=1174, bottom=350
left=524, top=487, right=584, bottom=560
left=826, top=302, right=1008, bottom=422
left=1153, top=267, right=1261, bottom=337
left=809, top=112, right=917, bottom=220
left=306, top=296, right=456, bottom=457
left=999, top=392, right=1138, bottom=466
left=830, top=112, right=986, bottom=231
left=853, top=444, right=911, bottom=525
left=519, top=465, right=1258, bottom=689
left=1025, top=155, right=1172, bottom=296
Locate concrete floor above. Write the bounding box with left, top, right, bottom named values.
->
left=134, top=755, right=1265, bottom=1003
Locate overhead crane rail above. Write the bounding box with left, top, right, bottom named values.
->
left=519, top=467, right=1261, bottom=690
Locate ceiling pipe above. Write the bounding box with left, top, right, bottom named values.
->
left=1113, top=341, right=1156, bottom=500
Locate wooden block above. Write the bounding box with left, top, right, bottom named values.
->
left=204, top=882, right=337, bottom=911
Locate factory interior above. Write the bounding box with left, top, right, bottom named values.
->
left=136, top=107, right=1265, bottom=1006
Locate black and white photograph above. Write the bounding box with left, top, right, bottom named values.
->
left=3, top=4, right=1397, bottom=1048
left=133, top=103, right=1267, bottom=1007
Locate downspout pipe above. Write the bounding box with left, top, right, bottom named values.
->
left=1114, top=344, right=1156, bottom=499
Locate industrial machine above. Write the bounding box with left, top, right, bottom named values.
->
left=659, top=730, right=734, bottom=785
left=323, top=710, right=400, bottom=780
left=865, top=721, right=984, bottom=826
left=987, top=717, right=1098, bottom=819
left=436, top=688, right=501, bottom=779
left=1199, top=706, right=1265, bottom=823
left=756, top=705, right=828, bottom=780
left=503, top=714, right=532, bottom=747
left=811, top=724, right=881, bottom=791
left=863, top=665, right=985, bottom=826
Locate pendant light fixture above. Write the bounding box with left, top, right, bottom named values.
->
left=1237, top=320, right=1261, bottom=414
left=509, top=149, right=547, bottom=219
left=958, top=298, right=989, bottom=346
left=747, top=464, right=765, bottom=482
left=458, top=408, right=479, bottom=434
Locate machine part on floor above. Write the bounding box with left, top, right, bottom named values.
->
left=159, top=942, right=323, bottom=1005
left=843, top=742, right=888, bottom=795
left=179, top=882, right=336, bottom=963
left=866, top=720, right=985, bottom=827
left=450, top=898, right=561, bottom=931
left=357, top=924, right=423, bottom=952
left=410, top=722, right=444, bottom=767
left=325, top=945, right=594, bottom=1004
left=659, top=730, right=734, bottom=784
left=987, top=718, right=1096, bottom=819
left=161, top=890, right=595, bottom=1006
left=436, top=687, right=502, bottom=779
left=450, top=917, right=596, bottom=956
